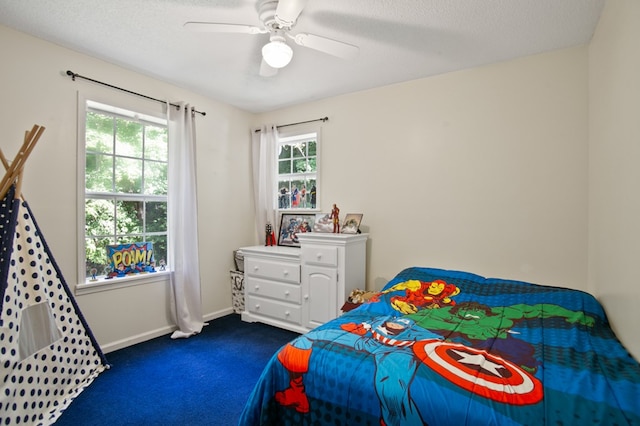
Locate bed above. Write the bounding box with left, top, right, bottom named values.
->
left=238, top=266, right=640, bottom=425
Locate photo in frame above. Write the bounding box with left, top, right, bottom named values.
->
left=312, top=212, right=334, bottom=233
left=278, top=213, right=316, bottom=247
left=341, top=214, right=363, bottom=234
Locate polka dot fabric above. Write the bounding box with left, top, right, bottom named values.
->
left=1, top=189, right=107, bottom=425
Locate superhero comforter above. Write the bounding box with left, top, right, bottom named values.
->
left=239, top=267, right=640, bottom=425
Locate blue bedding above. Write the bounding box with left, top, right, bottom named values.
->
left=239, top=267, right=640, bottom=425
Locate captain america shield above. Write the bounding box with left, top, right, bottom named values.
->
left=413, top=340, right=543, bottom=405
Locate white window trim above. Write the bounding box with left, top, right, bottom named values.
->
left=75, top=92, right=169, bottom=295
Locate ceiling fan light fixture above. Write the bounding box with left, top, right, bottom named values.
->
left=262, top=40, right=293, bottom=68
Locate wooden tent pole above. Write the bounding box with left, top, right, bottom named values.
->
left=0, top=126, right=40, bottom=195
left=0, top=131, right=30, bottom=199
left=14, top=130, right=32, bottom=198
left=0, top=148, right=16, bottom=197
left=0, top=124, right=45, bottom=199
left=0, top=149, right=16, bottom=195
left=0, top=149, right=9, bottom=169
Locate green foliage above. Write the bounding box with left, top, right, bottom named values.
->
left=85, top=237, right=112, bottom=274
left=86, top=154, right=114, bottom=192
left=145, top=161, right=168, bottom=195
left=146, top=202, right=167, bottom=232
left=116, top=201, right=143, bottom=234
left=85, top=199, right=115, bottom=236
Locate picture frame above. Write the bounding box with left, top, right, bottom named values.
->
left=278, top=213, right=316, bottom=247
left=312, top=212, right=334, bottom=233
left=341, top=214, right=363, bottom=234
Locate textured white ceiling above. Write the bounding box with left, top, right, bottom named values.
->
left=0, top=0, right=605, bottom=113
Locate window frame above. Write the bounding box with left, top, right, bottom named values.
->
left=275, top=125, right=322, bottom=213
left=76, top=95, right=170, bottom=293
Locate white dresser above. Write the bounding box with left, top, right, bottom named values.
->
left=240, top=233, right=368, bottom=333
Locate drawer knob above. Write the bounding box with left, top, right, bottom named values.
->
left=304, top=294, right=309, bottom=300
left=255, top=304, right=260, bottom=310
left=316, top=253, right=322, bottom=260
left=284, top=290, right=290, bottom=296
left=283, top=270, right=289, bottom=276
left=285, top=311, right=290, bottom=316
left=253, top=266, right=259, bottom=271
left=254, top=285, right=260, bottom=291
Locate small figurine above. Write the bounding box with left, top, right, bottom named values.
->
left=159, top=259, right=166, bottom=271
left=103, top=265, right=114, bottom=279
left=89, top=267, right=98, bottom=282
left=330, top=203, right=340, bottom=233
left=265, top=222, right=276, bottom=246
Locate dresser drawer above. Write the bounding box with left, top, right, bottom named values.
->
left=245, top=258, right=300, bottom=284
left=246, top=277, right=301, bottom=303
left=246, top=295, right=302, bottom=325
left=301, top=245, right=338, bottom=267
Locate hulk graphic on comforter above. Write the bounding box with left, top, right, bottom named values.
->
left=408, top=301, right=595, bottom=372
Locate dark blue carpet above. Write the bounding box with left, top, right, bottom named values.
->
left=56, top=314, right=299, bottom=426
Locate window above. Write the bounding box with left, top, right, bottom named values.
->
left=277, top=131, right=318, bottom=210
left=83, top=101, right=168, bottom=281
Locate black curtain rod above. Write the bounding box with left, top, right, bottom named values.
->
left=254, top=117, right=328, bottom=133
left=65, top=70, right=206, bottom=116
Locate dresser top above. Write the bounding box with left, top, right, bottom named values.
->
left=296, top=232, right=368, bottom=245
left=239, top=245, right=301, bottom=260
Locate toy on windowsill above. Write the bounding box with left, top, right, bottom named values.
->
left=265, top=222, right=276, bottom=246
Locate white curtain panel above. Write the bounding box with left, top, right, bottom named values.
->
left=252, top=125, right=278, bottom=244
left=167, top=102, right=205, bottom=339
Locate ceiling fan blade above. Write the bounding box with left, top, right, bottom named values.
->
left=183, top=22, right=266, bottom=35
left=275, top=0, right=309, bottom=27
left=259, top=59, right=279, bottom=77
left=290, top=33, right=359, bottom=60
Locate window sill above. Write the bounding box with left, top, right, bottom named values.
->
left=277, top=208, right=320, bottom=212
left=75, top=269, right=172, bottom=296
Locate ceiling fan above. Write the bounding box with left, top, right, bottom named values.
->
left=184, top=0, right=359, bottom=77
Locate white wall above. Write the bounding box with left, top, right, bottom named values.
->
left=589, top=0, right=640, bottom=360
left=0, top=25, right=256, bottom=351
left=255, top=47, right=589, bottom=293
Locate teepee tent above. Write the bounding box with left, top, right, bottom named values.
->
left=1, top=125, right=108, bottom=425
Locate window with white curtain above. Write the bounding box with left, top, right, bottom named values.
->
left=276, top=131, right=319, bottom=210
left=81, top=100, right=168, bottom=283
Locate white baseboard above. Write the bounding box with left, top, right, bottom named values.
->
left=101, top=325, right=176, bottom=353
left=204, top=307, right=234, bottom=323
left=101, top=307, right=236, bottom=353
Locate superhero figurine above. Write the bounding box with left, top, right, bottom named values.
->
left=265, top=222, right=276, bottom=246
left=330, top=204, right=340, bottom=233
